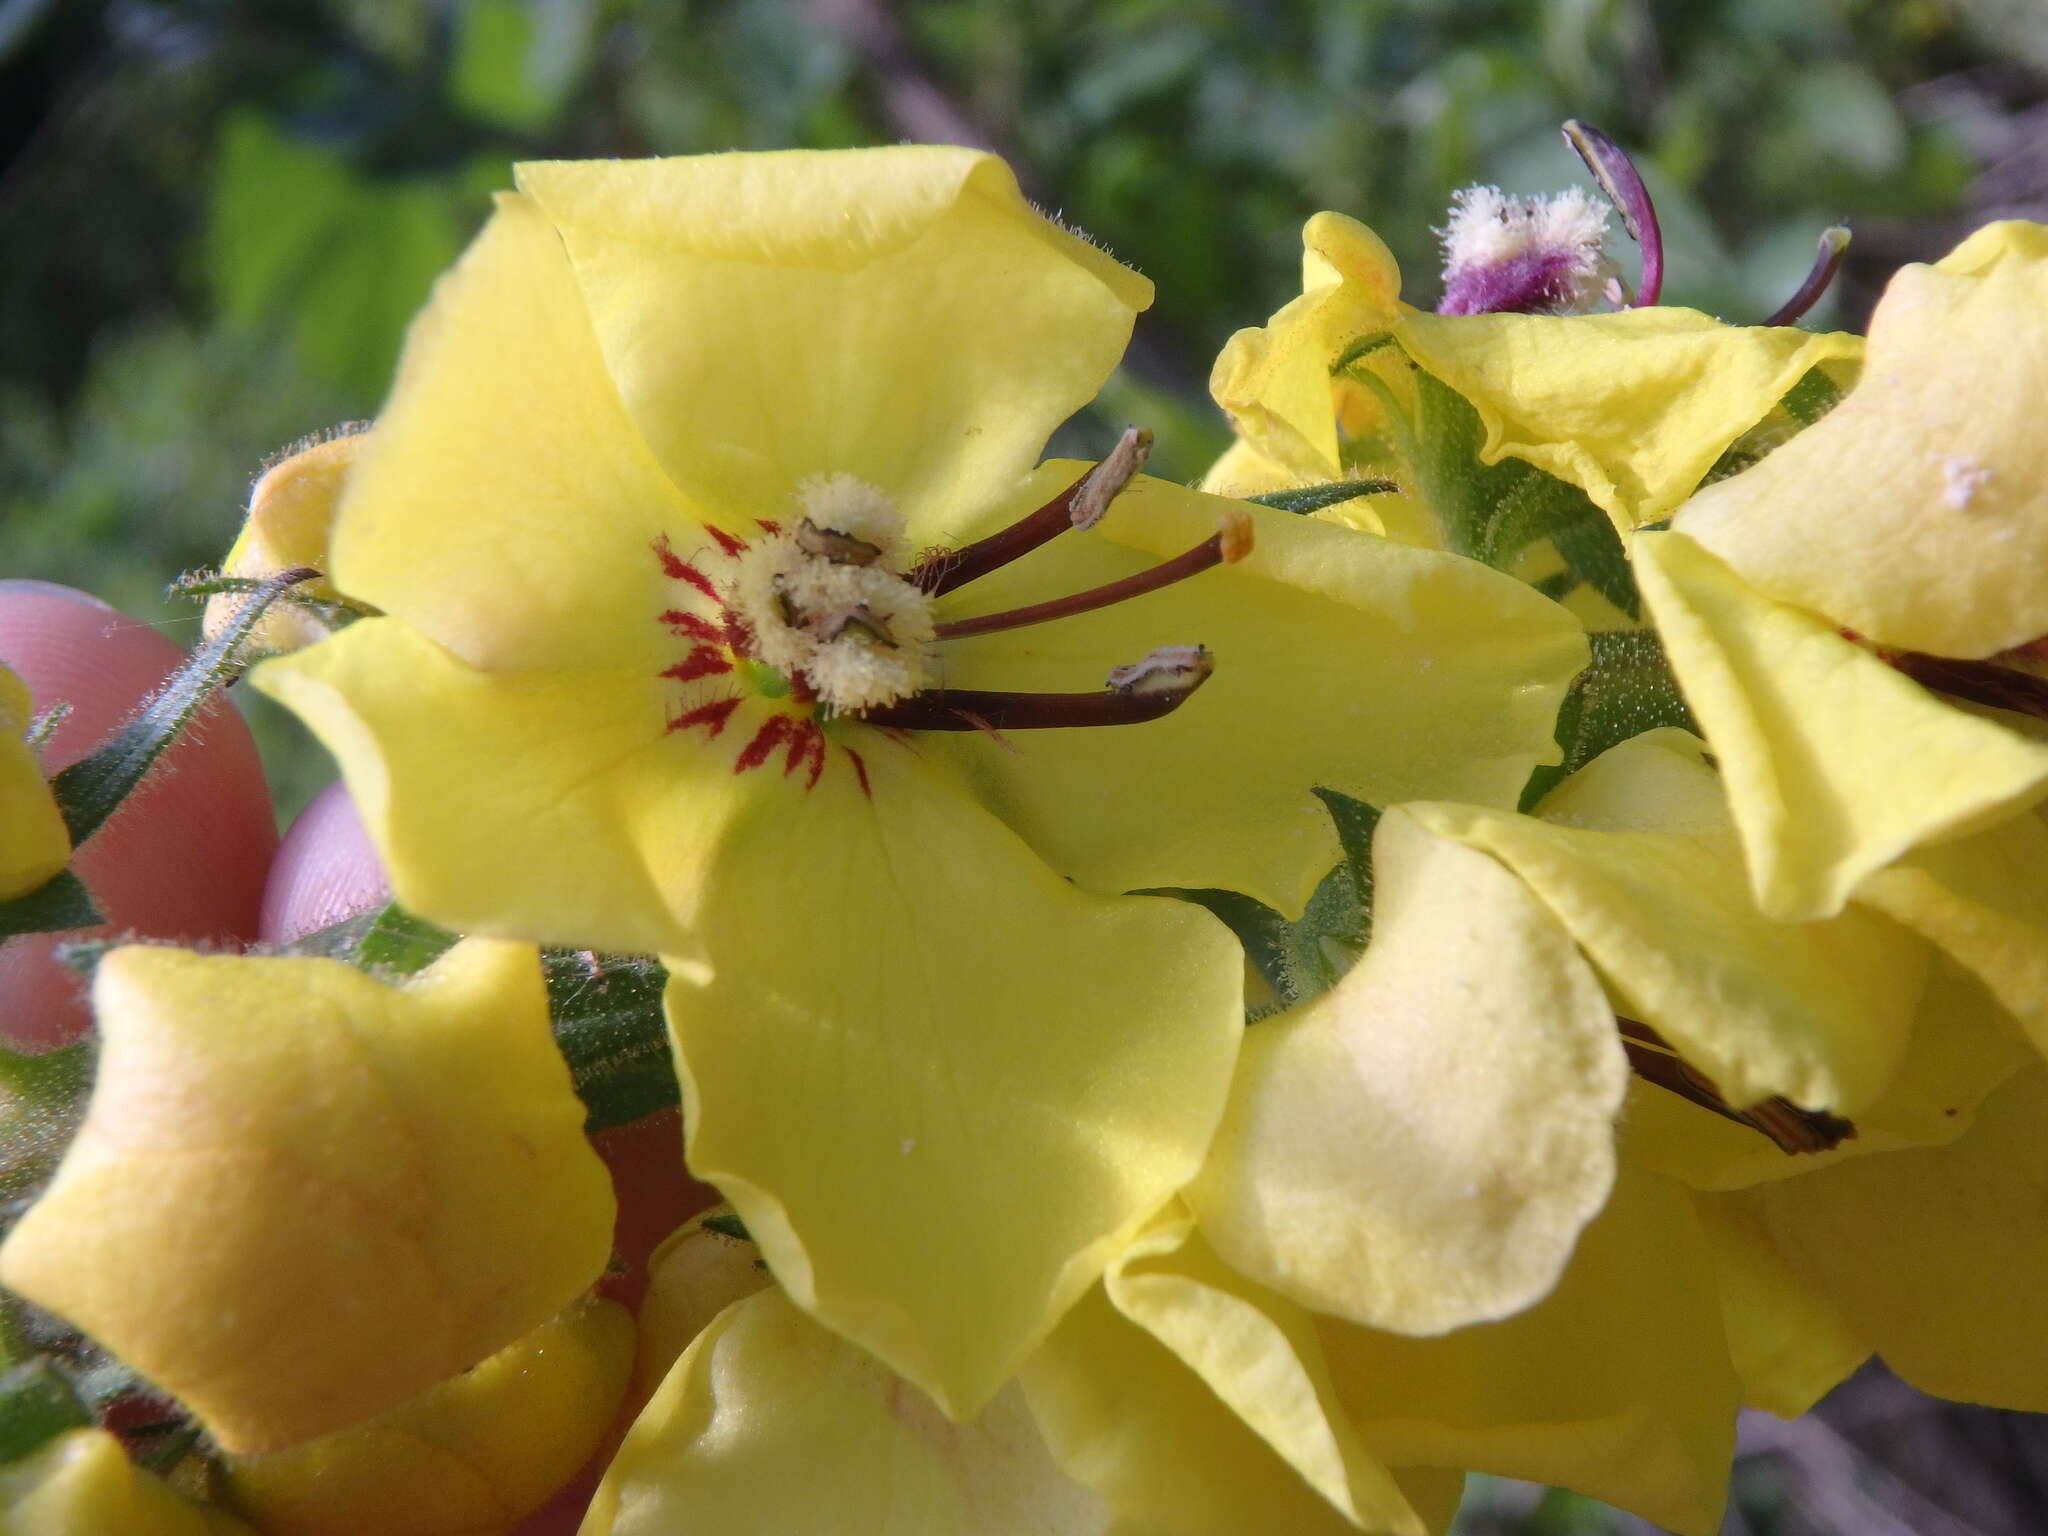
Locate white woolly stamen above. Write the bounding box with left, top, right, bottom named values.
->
left=1437, top=184, right=1617, bottom=312
left=794, top=474, right=906, bottom=555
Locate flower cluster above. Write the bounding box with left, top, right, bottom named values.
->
left=2, top=132, right=2047, bottom=1536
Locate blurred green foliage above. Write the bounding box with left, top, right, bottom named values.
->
left=0, top=0, right=2042, bottom=820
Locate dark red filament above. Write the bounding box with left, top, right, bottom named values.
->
left=910, top=462, right=1101, bottom=597
left=857, top=683, right=1202, bottom=732
left=1762, top=227, right=1851, bottom=328
left=1883, top=650, right=2048, bottom=722
left=1563, top=119, right=1662, bottom=306
left=933, top=533, right=1228, bottom=642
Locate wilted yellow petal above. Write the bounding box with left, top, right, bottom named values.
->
left=1679, top=222, right=2048, bottom=658
left=1634, top=530, right=2048, bottom=920
left=203, top=427, right=368, bottom=654
left=934, top=467, right=1587, bottom=916
left=0, top=663, right=67, bottom=902
left=224, top=1296, right=633, bottom=1536
left=1689, top=1192, right=1867, bottom=1419
left=1395, top=307, right=1860, bottom=536
left=516, top=150, right=1148, bottom=544
left=0, top=941, right=614, bottom=1453
left=1102, top=1207, right=1431, bottom=1534
left=1324, top=1166, right=1740, bottom=1536
left=1417, top=729, right=1928, bottom=1112
left=1751, top=1066, right=2048, bottom=1412
left=1209, top=212, right=1406, bottom=481
left=665, top=734, right=1241, bottom=1421
left=1857, top=806, right=2048, bottom=1055
left=1189, top=807, right=1624, bottom=1334
left=585, top=1288, right=1108, bottom=1536
left=0, top=1430, right=254, bottom=1536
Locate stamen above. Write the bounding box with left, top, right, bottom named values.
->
left=1618, top=1018, right=1854, bottom=1155
left=914, top=427, right=1153, bottom=596
left=1761, top=226, right=1852, bottom=327
left=856, top=648, right=1213, bottom=731
left=933, top=511, right=1252, bottom=642
left=1562, top=120, right=1663, bottom=306
left=796, top=519, right=883, bottom=567
left=1884, top=650, right=2048, bottom=721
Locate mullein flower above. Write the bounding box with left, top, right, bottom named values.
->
left=0, top=662, right=68, bottom=901
left=0, top=940, right=614, bottom=1454
left=253, top=147, right=1586, bottom=1420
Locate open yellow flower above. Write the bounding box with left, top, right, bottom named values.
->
left=0, top=661, right=67, bottom=902
left=0, top=940, right=613, bottom=1453
left=255, top=148, right=1585, bottom=1420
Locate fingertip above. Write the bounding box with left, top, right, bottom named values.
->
left=259, top=780, right=389, bottom=944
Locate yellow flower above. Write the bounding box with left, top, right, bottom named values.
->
left=202, top=426, right=369, bottom=654
left=255, top=148, right=1586, bottom=1419
left=0, top=1429, right=254, bottom=1535
left=0, top=661, right=67, bottom=902
left=222, top=1295, right=633, bottom=1536
left=0, top=940, right=614, bottom=1453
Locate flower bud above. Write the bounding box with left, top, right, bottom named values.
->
left=202, top=427, right=369, bottom=654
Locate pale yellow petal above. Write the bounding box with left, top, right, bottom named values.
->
left=0, top=1430, right=254, bottom=1536
left=1103, top=1207, right=1431, bottom=1534
left=584, top=1289, right=1109, bottom=1536
left=1188, top=807, right=1624, bottom=1333
left=666, top=734, right=1242, bottom=1420
left=1678, top=222, right=2048, bottom=657
left=632, top=1212, right=773, bottom=1407
left=933, top=468, right=1586, bottom=916
left=1752, top=1066, right=2048, bottom=1412
left=1395, top=307, right=1861, bottom=535
left=1634, top=530, right=2048, bottom=920
left=1418, top=729, right=1928, bottom=1112
left=1324, top=1166, right=1740, bottom=1536
left=0, top=663, right=67, bottom=902
left=516, top=150, right=1148, bottom=545
left=0, top=941, right=614, bottom=1453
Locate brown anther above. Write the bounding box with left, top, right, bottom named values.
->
left=810, top=605, right=898, bottom=648
left=913, top=426, right=1153, bottom=596
left=1217, top=508, right=1254, bottom=564
left=796, top=518, right=883, bottom=567
left=1617, top=1017, right=1855, bottom=1156
left=1068, top=426, right=1154, bottom=530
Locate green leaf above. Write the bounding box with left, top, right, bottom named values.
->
left=543, top=951, right=680, bottom=1132
left=0, top=1359, right=90, bottom=1464
left=1519, top=628, right=1697, bottom=810
left=1780, top=365, right=1844, bottom=426
left=353, top=903, right=459, bottom=975
left=1550, top=500, right=1640, bottom=619
left=0, top=871, right=97, bottom=941
left=1245, top=481, right=1398, bottom=515
left=1276, top=862, right=1368, bottom=1004
left=701, top=1211, right=753, bottom=1242
left=452, top=0, right=593, bottom=132
left=50, top=568, right=314, bottom=848
left=1138, top=887, right=1293, bottom=1002
left=1310, top=787, right=1380, bottom=913
left=0, top=1041, right=92, bottom=1118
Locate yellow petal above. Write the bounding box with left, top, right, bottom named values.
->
left=0, top=663, right=68, bottom=902
left=326, top=192, right=696, bottom=673
left=0, top=1429, right=254, bottom=1536
left=1417, top=729, right=1928, bottom=1112
left=1323, top=1165, right=1740, bottom=1536
left=632, top=1211, right=773, bottom=1407
left=1622, top=954, right=2031, bottom=1192
left=1751, top=1065, right=2048, bottom=1412
left=1689, top=1191, right=1867, bottom=1418
left=932, top=467, right=1587, bottom=916
left=1021, top=1277, right=1400, bottom=1536
left=515, top=150, right=1148, bottom=545
left=1856, top=805, right=2048, bottom=1055
left=1634, top=530, right=2048, bottom=920
left=665, top=733, right=1242, bottom=1420
left=223, top=1296, right=633, bottom=1536
left=256, top=617, right=712, bottom=957
left=0, top=940, right=614, bottom=1453
left=1395, top=307, right=1861, bottom=536
left=1678, top=222, right=2048, bottom=657
left=203, top=427, right=368, bottom=654
left=1209, top=212, right=1406, bottom=481
left=1102, top=1207, right=1432, bottom=1534
left=1188, top=807, right=1624, bottom=1333
left=584, top=1288, right=1109, bottom=1536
